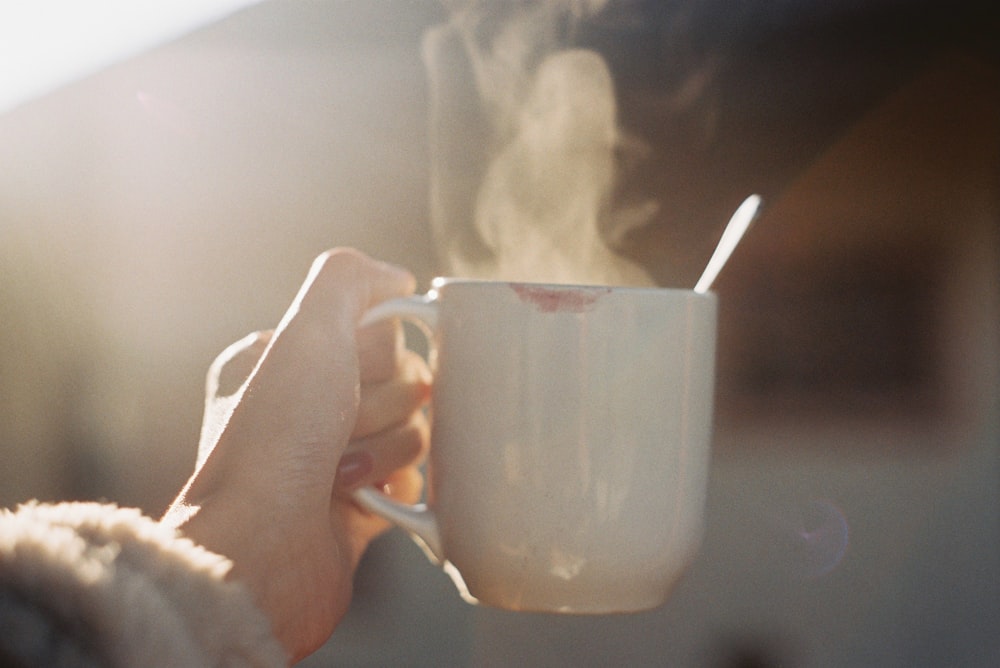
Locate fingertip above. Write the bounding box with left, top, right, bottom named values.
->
left=380, top=466, right=425, bottom=506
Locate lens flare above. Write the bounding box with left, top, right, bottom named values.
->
left=771, top=498, right=850, bottom=580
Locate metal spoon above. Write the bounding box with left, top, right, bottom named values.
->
left=694, top=194, right=762, bottom=294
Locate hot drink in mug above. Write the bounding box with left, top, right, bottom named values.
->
left=354, top=278, right=716, bottom=614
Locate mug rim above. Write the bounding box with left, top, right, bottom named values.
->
left=429, top=276, right=717, bottom=299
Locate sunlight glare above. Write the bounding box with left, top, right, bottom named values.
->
left=0, top=0, right=265, bottom=114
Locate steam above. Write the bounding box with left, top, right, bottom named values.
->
left=423, top=0, right=655, bottom=285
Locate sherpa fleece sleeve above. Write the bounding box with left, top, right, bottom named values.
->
left=0, top=501, right=288, bottom=667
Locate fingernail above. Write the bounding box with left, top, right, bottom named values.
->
left=336, top=451, right=374, bottom=489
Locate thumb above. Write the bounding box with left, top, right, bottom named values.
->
left=197, top=330, right=273, bottom=468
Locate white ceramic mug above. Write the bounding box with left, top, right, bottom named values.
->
left=354, top=278, right=717, bottom=614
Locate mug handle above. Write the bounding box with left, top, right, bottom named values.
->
left=352, top=293, right=444, bottom=562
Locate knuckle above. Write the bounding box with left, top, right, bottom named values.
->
left=313, top=247, right=368, bottom=284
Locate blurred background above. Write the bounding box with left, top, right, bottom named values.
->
left=1, top=1, right=996, bottom=666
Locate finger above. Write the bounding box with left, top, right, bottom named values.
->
left=376, top=465, right=425, bottom=507
left=260, top=248, right=415, bottom=399
left=357, top=318, right=404, bottom=385
left=353, top=350, right=431, bottom=439
left=335, top=412, right=429, bottom=491
left=338, top=464, right=427, bottom=569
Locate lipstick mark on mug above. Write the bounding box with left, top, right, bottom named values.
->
left=511, top=284, right=611, bottom=313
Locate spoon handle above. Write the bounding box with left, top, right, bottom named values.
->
left=694, top=194, right=762, bottom=294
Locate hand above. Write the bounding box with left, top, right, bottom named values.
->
left=164, top=249, right=430, bottom=662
